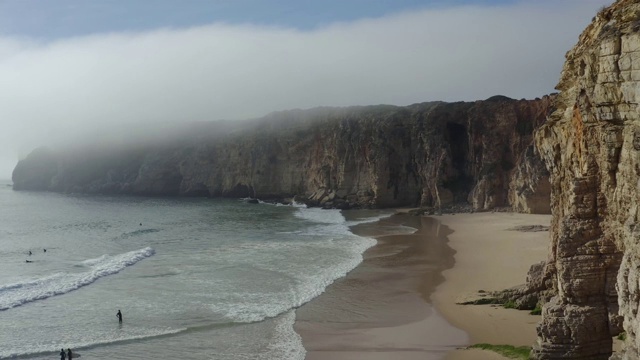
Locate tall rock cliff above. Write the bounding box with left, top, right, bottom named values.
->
left=532, top=1, right=640, bottom=358
left=12, top=97, right=553, bottom=212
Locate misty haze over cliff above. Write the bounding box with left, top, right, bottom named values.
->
left=0, top=0, right=611, bottom=178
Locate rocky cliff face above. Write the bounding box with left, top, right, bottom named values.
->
left=532, top=1, right=640, bottom=358
left=13, top=97, right=553, bottom=212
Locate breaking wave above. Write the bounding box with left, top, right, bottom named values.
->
left=0, top=247, right=155, bottom=310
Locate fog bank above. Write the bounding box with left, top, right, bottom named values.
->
left=0, top=0, right=612, bottom=178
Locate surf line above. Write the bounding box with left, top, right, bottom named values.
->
left=0, top=247, right=155, bottom=311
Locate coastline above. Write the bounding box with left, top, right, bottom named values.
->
left=294, top=210, right=551, bottom=360
left=433, top=212, right=551, bottom=359
left=294, top=213, right=468, bottom=359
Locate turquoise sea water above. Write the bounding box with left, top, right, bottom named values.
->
left=0, top=180, right=394, bottom=359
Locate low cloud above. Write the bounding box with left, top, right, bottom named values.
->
left=0, top=0, right=612, bottom=177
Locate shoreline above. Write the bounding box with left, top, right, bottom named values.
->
left=294, top=213, right=468, bottom=359
left=433, top=213, right=550, bottom=359
left=294, top=210, right=551, bottom=359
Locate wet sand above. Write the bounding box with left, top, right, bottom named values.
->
left=294, top=213, right=468, bottom=359
left=295, top=211, right=552, bottom=360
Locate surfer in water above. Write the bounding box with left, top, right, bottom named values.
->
left=67, top=348, right=73, bottom=360
left=60, top=348, right=66, bottom=360
left=28, top=251, right=32, bottom=256
left=116, top=310, right=122, bottom=323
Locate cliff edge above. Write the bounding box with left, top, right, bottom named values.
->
left=532, top=0, right=640, bottom=358
left=13, top=98, right=552, bottom=212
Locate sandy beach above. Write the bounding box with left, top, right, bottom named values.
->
left=434, top=213, right=551, bottom=359
left=295, top=211, right=551, bottom=360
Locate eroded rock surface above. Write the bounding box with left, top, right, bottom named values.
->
left=13, top=98, right=552, bottom=211
left=531, top=1, right=640, bottom=358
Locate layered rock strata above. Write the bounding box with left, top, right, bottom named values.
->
left=13, top=97, right=552, bottom=212
left=531, top=1, right=640, bottom=358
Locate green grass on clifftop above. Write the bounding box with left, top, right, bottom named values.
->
left=469, top=343, right=531, bottom=359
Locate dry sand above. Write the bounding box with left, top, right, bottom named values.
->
left=433, top=212, right=551, bottom=359
left=295, top=211, right=551, bottom=360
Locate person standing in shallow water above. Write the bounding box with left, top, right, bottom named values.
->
left=116, top=309, right=122, bottom=323
left=60, top=348, right=66, bottom=360
left=67, top=348, right=73, bottom=360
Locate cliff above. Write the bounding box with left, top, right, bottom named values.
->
left=531, top=0, right=640, bottom=358
left=13, top=97, right=553, bottom=212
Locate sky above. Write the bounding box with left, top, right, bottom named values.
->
left=0, top=0, right=614, bottom=178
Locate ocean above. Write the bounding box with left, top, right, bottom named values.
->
left=0, top=179, right=398, bottom=359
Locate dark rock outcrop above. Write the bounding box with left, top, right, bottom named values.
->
left=13, top=97, right=553, bottom=211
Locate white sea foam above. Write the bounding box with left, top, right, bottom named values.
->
left=0, top=325, right=186, bottom=359
left=0, top=247, right=155, bottom=310
left=294, top=207, right=356, bottom=239
left=294, top=206, right=345, bottom=224
left=346, top=211, right=395, bottom=226
left=395, top=224, right=419, bottom=234
left=261, top=310, right=306, bottom=360
left=289, top=200, right=307, bottom=208
left=209, top=205, right=395, bottom=328
left=217, top=233, right=376, bottom=323
left=372, top=224, right=419, bottom=236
